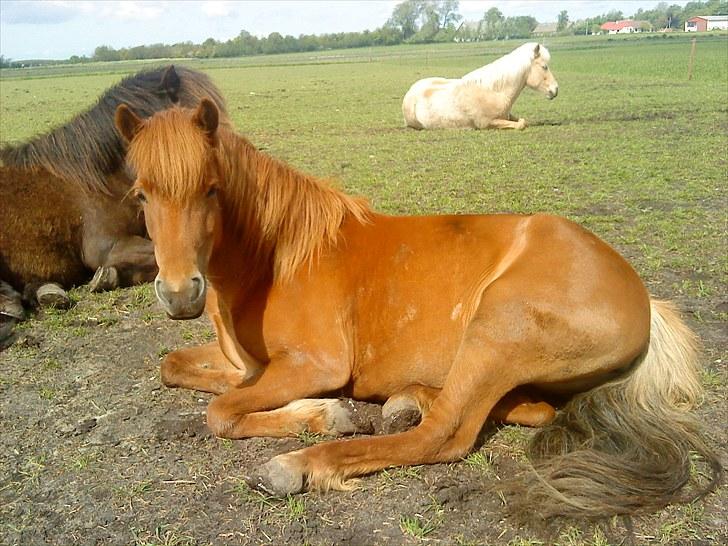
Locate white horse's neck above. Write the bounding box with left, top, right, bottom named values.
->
left=460, top=45, right=534, bottom=100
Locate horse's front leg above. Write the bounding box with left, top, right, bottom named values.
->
left=486, top=118, right=526, bottom=130
left=162, top=343, right=362, bottom=438
left=161, top=342, right=247, bottom=394
left=205, top=352, right=352, bottom=438
left=88, top=235, right=158, bottom=292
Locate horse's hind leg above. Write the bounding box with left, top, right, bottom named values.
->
left=383, top=385, right=555, bottom=433
left=490, top=388, right=556, bottom=427
left=249, top=314, right=523, bottom=496
left=89, top=235, right=157, bottom=292
left=382, top=385, right=439, bottom=433
left=0, top=280, right=24, bottom=349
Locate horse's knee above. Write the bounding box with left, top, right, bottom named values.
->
left=205, top=395, right=243, bottom=438
left=160, top=352, right=186, bottom=388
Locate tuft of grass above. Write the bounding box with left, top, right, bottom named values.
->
left=285, top=494, right=307, bottom=524
left=297, top=429, right=326, bottom=446
left=230, top=479, right=278, bottom=509
left=131, top=525, right=196, bottom=546
left=38, top=387, right=56, bottom=400
left=399, top=496, right=444, bottom=540
left=463, top=450, right=496, bottom=475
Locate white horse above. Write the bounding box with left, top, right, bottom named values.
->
left=402, top=43, right=558, bottom=130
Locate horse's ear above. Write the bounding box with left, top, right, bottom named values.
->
left=193, top=98, right=219, bottom=143
left=533, top=44, right=541, bottom=58
left=115, top=104, right=143, bottom=143
left=160, top=65, right=181, bottom=104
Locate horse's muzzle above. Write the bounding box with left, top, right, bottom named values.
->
left=155, top=274, right=207, bottom=320
left=547, top=86, right=559, bottom=100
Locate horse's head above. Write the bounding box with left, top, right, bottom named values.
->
left=115, top=99, right=223, bottom=319
left=525, top=44, right=559, bottom=100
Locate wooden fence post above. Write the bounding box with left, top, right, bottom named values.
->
left=688, top=38, right=697, bottom=80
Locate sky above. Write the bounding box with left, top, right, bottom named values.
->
left=0, top=0, right=693, bottom=61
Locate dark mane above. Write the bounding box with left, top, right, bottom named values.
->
left=0, top=65, right=228, bottom=193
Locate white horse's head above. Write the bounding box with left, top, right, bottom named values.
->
left=524, top=44, right=559, bottom=100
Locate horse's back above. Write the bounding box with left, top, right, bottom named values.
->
left=402, top=77, right=460, bottom=128
left=339, top=212, right=649, bottom=397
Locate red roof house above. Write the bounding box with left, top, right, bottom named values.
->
left=600, top=20, right=643, bottom=34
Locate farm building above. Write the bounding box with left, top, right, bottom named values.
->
left=685, top=15, right=728, bottom=32
left=600, top=20, right=649, bottom=33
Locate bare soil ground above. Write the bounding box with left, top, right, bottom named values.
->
left=0, top=269, right=726, bottom=546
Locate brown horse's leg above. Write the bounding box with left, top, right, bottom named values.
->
left=161, top=342, right=246, bottom=394
left=162, top=344, right=360, bottom=437
left=382, top=385, right=440, bottom=433
left=204, top=351, right=352, bottom=438
left=249, top=317, right=521, bottom=496
left=383, top=385, right=556, bottom=432
left=90, top=235, right=158, bottom=291
left=490, top=389, right=556, bottom=427
left=209, top=399, right=361, bottom=438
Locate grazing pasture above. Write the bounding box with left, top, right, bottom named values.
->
left=1, top=35, right=726, bottom=545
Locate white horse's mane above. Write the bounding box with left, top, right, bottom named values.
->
left=461, top=42, right=550, bottom=91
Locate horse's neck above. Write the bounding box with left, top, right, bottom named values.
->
left=215, top=129, right=367, bottom=285
left=461, top=58, right=528, bottom=102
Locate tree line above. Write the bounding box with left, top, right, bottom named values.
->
left=1, top=0, right=725, bottom=67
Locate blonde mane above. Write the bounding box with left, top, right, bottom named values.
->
left=461, top=42, right=550, bottom=91
left=126, top=107, right=370, bottom=283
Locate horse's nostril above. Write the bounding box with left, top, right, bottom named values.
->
left=191, top=275, right=205, bottom=300
left=154, top=277, right=169, bottom=305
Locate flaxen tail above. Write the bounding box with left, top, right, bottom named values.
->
left=508, top=299, right=722, bottom=518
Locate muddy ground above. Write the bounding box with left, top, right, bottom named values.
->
left=0, top=277, right=726, bottom=546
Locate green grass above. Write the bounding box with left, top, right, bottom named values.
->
left=0, top=32, right=725, bottom=546
left=6, top=34, right=720, bottom=317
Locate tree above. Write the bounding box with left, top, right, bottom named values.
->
left=435, top=0, right=461, bottom=29
left=557, top=10, right=569, bottom=31
left=481, top=7, right=504, bottom=39
left=93, top=45, right=120, bottom=62
left=386, top=0, right=425, bottom=40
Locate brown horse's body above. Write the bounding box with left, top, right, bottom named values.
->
left=212, top=212, right=649, bottom=402
left=116, top=100, right=720, bottom=519
left=0, top=168, right=150, bottom=289
left=0, top=65, right=227, bottom=294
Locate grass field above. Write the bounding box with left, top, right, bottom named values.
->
left=1, top=34, right=727, bottom=545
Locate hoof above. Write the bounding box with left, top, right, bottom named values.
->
left=247, top=456, right=304, bottom=497
left=0, top=316, right=17, bottom=351
left=0, top=281, right=24, bottom=320
left=339, top=399, right=375, bottom=435
left=36, top=283, right=71, bottom=310
left=382, top=396, right=421, bottom=434
left=89, top=266, right=119, bottom=292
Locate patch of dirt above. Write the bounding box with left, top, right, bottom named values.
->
left=1, top=281, right=726, bottom=546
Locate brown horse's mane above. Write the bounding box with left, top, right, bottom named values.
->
left=127, top=107, right=371, bottom=283
left=0, top=65, right=228, bottom=194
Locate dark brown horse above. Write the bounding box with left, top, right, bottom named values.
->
left=116, top=99, right=720, bottom=519
left=0, top=65, right=227, bottom=343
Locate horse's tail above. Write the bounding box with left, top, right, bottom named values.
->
left=508, top=299, right=722, bottom=518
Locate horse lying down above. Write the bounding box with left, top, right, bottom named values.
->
left=402, top=42, right=558, bottom=130
left=115, top=99, right=720, bottom=519
left=0, top=65, right=227, bottom=348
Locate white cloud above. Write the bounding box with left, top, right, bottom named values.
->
left=201, top=1, right=237, bottom=18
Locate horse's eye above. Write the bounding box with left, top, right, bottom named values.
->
left=136, top=191, right=147, bottom=203
left=543, top=64, right=548, bottom=70
left=206, top=186, right=218, bottom=198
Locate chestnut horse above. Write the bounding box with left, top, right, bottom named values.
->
left=0, top=65, right=227, bottom=302
left=115, top=99, right=720, bottom=518
left=402, top=42, right=558, bottom=130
